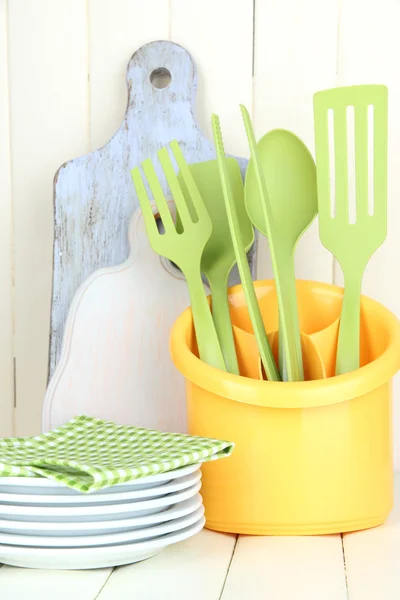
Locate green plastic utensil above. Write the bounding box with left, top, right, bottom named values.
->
left=240, top=105, right=302, bottom=382
left=177, top=160, right=254, bottom=375
left=243, top=125, right=318, bottom=381
left=313, top=84, right=388, bottom=375
left=131, top=142, right=226, bottom=372
left=212, top=113, right=280, bottom=382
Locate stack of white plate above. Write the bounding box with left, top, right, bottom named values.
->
left=0, top=463, right=204, bottom=569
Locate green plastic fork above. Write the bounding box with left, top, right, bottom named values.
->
left=131, top=143, right=227, bottom=372
left=313, top=85, right=388, bottom=375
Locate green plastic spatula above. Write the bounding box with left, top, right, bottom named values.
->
left=212, top=113, right=280, bottom=382
left=240, top=105, right=302, bottom=382
left=313, top=84, right=388, bottom=375
left=177, top=160, right=254, bottom=375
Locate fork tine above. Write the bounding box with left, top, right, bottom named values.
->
left=131, top=167, right=159, bottom=238
left=157, top=147, right=193, bottom=228
left=169, top=141, right=208, bottom=221
left=141, top=158, right=176, bottom=233
left=333, top=106, right=348, bottom=221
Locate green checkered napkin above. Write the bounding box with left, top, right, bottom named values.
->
left=0, top=415, right=234, bottom=493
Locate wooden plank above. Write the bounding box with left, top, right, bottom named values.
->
left=0, top=0, right=15, bottom=436
left=88, top=0, right=169, bottom=152
left=253, top=0, right=338, bottom=282
left=170, top=0, right=254, bottom=156
left=7, top=0, right=89, bottom=435
left=222, top=534, right=347, bottom=599
left=336, top=0, right=400, bottom=470
left=0, top=566, right=112, bottom=600
left=343, top=473, right=400, bottom=599
left=97, top=530, right=236, bottom=600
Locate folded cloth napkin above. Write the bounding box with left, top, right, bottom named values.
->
left=0, top=415, right=234, bottom=493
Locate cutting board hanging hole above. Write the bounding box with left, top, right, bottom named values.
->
left=150, top=67, right=171, bottom=89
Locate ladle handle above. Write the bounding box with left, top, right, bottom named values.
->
left=208, top=272, right=240, bottom=375
left=278, top=251, right=304, bottom=381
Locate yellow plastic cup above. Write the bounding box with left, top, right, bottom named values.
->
left=170, top=280, right=400, bottom=535
left=259, top=330, right=326, bottom=381
left=231, top=280, right=340, bottom=378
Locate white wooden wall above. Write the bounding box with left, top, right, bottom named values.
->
left=1, top=0, right=400, bottom=465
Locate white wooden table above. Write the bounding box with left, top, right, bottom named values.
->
left=1, top=473, right=399, bottom=600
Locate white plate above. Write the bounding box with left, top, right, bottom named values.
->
left=0, top=463, right=201, bottom=495
left=0, top=516, right=206, bottom=569
left=0, top=504, right=205, bottom=548
left=0, top=471, right=200, bottom=505
left=0, top=493, right=203, bottom=536
left=0, top=481, right=201, bottom=522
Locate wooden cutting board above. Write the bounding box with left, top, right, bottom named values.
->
left=44, top=40, right=255, bottom=432
left=43, top=204, right=192, bottom=432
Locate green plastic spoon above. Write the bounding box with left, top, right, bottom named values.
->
left=241, top=106, right=301, bottom=381
left=243, top=119, right=318, bottom=381
left=177, top=160, right=254, bottom=375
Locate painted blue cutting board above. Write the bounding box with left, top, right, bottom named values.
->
left=49, top=40, right=254, bottom=378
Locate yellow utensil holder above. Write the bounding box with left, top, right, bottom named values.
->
left=170, top=280, right=400, bottom=535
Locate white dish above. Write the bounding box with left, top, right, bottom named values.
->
left=0, top=463, right=201, bottom=495
left=0, top=471, right=200, bottom=505
left=0, top=481, right=201, bottom=522
left=0, top=504, right=205, bottom=548
left=0, top=493, right=203, bottom=536
left=0, top=516, right=206, bottom=569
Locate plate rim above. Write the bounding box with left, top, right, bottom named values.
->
left=0, top=516, right=206, bottom=558
left=0, top=471, right=201, bottom=504
left=0, top=493, right=203, bottom=533
left=0, top=481, right=201, bottom=517
left=0, top=463, right=202, bottom=490
left=0, top=505, right=205, bottom=547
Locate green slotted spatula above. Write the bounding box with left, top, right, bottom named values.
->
left=313, top=84, right=388, bottom=375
